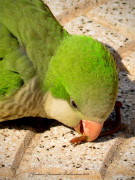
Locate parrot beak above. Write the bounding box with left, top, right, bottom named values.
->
left=74, top=120, right=103, bottom=141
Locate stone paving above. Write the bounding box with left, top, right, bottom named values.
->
left=0, top=0, right=135, bottom=179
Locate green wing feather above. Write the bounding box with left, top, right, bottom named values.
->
left=0, top=0, right=68, bottom=99
left=0, top=24, right=24, bottom=99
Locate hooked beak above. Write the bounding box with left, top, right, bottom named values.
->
left=74, top=120, right=103, bottom=141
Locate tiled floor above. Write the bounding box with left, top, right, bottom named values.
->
left=0, top=0, right=135, bottom=179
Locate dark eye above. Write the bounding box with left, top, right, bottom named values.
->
left=70, top=99, right=78, bottom=108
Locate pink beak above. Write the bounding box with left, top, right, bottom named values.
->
left=74, top=120, right=103, bottom=141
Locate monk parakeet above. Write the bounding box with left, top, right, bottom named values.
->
left=0, top=0, right=118, bottom=142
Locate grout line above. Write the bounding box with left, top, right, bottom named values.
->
left=117, top=41, right=135, bottom=59
left=105, top=134, right=135, bottom=179
left=15, top=133, right=42, bottom=177
left=85, top=14, right=135, bottom=41
left=56, top=0, right=110, bottom=26
left=11, top=131, right=35, bottom=177
left=103, top=136, right=135, bottom=179
left=100, top=134, right=126, bottom=179
left=115, top=41, right=135, bottom=73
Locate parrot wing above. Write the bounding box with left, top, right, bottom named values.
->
left=0, top=0, right=68, bottom=122
left=0, top=0, right=67, bottom=99
left=0, top=24, right=36, bottom=99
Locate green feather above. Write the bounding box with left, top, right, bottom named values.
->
left=0, top=0, right=68, bottom=98
left=0, top=0, right=118, bottom=124
left=0, top=0, right=68, bottom=75
left=0, top=24, right=24, bottom=99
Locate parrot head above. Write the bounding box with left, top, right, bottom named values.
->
left=44, top=35, right=118, bottom=141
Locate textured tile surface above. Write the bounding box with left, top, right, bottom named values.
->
left=0, top=128, right=33, bottom=177
left=16, top=173, right=93, bottom=180
left=105, top=137, right=135, bottom=179
left=43, top=0, right=87, bottom=16
left=0, top=0, right=135, bottom=179
left=119, top=138, right=135, bottom=173
left=86, top=0, right=135, bottom=39
left=16, top=125, right=123, bottom=179
left=43, top=0, right=107, bottom=17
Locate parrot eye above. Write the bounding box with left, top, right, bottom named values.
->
left=70, top=99, right=78, bottom=108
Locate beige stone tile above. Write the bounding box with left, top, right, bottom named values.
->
left=86, top=0, right=135, bottom=39
left=0, top=177, right=11, bottom=180
left=43, top=0, right=107, bottom=17
left=16, top=173, right=94, bottom=180
left=0, top=0, right=135, bottom=179
left=17, top=125, right=123, bottom=179
left=43, top=0, right=87, bottom=16
left=105, top=137, right=135, bottom=179
left=112, top=175, right=135, bottom=180
left=119, top=138, right=135, bottom=173
left=0, top=128, right=33, bottom=177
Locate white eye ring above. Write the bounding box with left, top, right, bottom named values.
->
left=70, top=99, right=78, bottom=108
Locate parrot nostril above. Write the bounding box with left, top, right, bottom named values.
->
left=80, top=120, right=84, bottom=134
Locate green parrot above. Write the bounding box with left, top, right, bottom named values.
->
left=0, top=0, right=118, bottom=142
